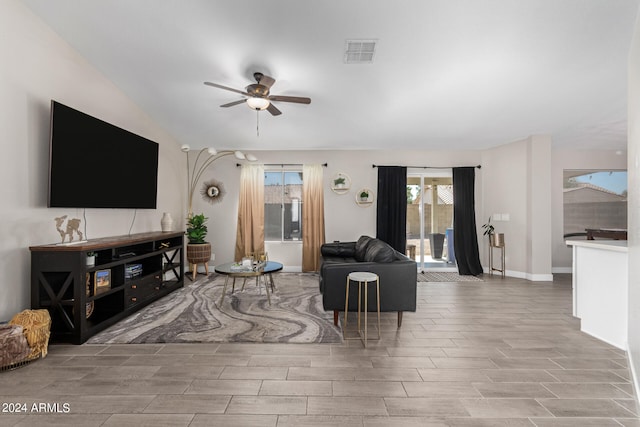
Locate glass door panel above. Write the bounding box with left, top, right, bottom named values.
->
left=407, top=171, right=456, bottom=271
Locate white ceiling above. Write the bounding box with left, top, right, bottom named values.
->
left=22, top=0, right=639, bottom=152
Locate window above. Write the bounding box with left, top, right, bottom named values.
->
left=264, top=170, right=303, bottom=241
left=563, top=169, right=627, bottom=238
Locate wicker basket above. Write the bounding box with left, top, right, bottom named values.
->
left=9, top=309, right=51, bottom=360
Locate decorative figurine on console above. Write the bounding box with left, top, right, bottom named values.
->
left=54, top=215, right=83, bottom=243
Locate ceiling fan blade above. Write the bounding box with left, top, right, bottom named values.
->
left=267, top=103, right=282, bottom=116
left=204, top=81, right=250, bottom=96
left=268, top=95, right=311, bottom=104
left=220, top=99, right=246, bottom=108
left=258, top=74, right=276, bottom=89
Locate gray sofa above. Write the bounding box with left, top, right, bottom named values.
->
left=319, top=236, right=417, bottom=327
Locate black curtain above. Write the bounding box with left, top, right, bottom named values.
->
left=452, top=167, right=483, bottom=276
left=376, top=166, right=407, bottom=253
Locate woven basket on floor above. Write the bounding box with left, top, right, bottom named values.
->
left=9, top=309, right=51, bottom=359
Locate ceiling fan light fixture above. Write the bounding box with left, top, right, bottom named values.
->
left=246, top=97, right=270, bottom=110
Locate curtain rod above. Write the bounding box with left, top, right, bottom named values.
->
left=372, top=164, right=481, bottom=169
left=236, top=163, right=328, bottom=167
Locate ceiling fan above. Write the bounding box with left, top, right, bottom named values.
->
left=204, top=72, right=311, bottom=116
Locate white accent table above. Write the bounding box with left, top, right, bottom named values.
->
left=344, top=272, right=381, bottom=347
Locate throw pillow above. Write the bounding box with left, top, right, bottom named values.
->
left=364, top=239, right=396, bottom=263
left=355, top=235, right=374, bottom=261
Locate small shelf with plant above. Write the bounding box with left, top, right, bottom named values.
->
left=331, top=173, right=351, bottom=194
left=355, top=188, right=374, bottom=206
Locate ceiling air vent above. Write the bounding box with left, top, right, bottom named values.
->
left=344, top=39, right=377, bottom=64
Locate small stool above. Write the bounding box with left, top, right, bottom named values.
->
left=344, top=272, right=381, bottom=347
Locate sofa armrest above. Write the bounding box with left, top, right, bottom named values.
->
left=321, top=241, right=356, bottom=258
left=320, top=260, right=417, bottom=312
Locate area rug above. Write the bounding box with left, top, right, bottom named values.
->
left=87, top=273, right=342, bottom=344
left=418, top=271, right=483, bottom=282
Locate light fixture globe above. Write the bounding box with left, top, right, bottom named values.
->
left=180, top=144, right=191, bottom=152
left=246, top=97, right=270, bottom=111
left=245, top=153, right=257, bottom=162
left=234, top=151, right=246, bottom=160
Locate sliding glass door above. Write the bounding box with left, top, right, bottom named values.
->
left=407, top=170, right=456, bottom=271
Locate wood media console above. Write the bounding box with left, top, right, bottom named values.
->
left=30, top=231, right=184, bottom=344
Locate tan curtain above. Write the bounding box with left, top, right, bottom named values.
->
left=235, top=164, right=265, bottom=261
left=302, top=164, right=325, bottom=272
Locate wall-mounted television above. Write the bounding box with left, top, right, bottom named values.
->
left=48, top=101, right=159, bottom=209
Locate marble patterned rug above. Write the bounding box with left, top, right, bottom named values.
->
left=87, top=272, right=342, bottom=344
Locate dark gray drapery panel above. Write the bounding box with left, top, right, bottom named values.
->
left=452, top=167, right=483, bottom=276
left=376, top=166, right=407, bottom=253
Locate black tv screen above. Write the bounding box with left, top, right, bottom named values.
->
left=48, top=101, right=159, bottom=209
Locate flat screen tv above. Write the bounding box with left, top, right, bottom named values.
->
left=48, top=101, right=159, bottom=209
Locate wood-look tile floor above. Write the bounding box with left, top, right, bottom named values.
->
left=1, top=274, right=639, bottom=426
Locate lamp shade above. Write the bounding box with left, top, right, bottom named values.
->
left=246, top=97, right=270, bottom=110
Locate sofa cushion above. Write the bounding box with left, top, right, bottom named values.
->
left=364, top=239, right=396, bottom=263
left=354, top=235, right=374, bottom=261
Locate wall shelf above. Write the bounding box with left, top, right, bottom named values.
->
left=330, top=172, right=351, bottom=194
left=355, top=187, right=375, bottom=207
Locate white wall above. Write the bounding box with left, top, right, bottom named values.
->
left=0, top=0, right=185, bottom=320
left=527, top=136, right=552, bottom=278
left=627, top=5, right=640, bottom=406
left=196, top=144, right=574, bottom=281
left=550, top=149, right=627, bottom=271
left=479, top=135, right=553, bottom=281
left=481, top=138, right=531, bottom=278
left=190, top=149, right=483, bottom=268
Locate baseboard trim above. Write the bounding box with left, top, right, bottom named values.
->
left=482, top=267, right=553, bottom=282
left=526, top=273, right=554, bottom=282
left=552, top=267, right=572, bottom=274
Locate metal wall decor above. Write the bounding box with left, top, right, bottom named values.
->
left=200, top=179, right=225, bottom=204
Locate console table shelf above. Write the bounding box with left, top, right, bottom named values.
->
left=30, top=231, right=184, bottom=344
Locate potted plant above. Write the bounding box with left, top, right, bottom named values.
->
left=186, top=213, right=208, bottom=244
left=333, top=176, right=346, bottom=189
left=359, top=190, right=369, bottom=201
left=186, top=213, right=211, bottom=279
left=482, top=217, right=504, bottom=247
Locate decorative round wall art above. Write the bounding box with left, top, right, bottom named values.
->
left=200, top=179, right=225, bottom=204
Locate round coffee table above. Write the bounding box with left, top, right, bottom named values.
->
left=214, top=261, right=283, bottom=306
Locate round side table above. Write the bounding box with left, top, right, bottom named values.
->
left=344, top=271, right=381, bottom=347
